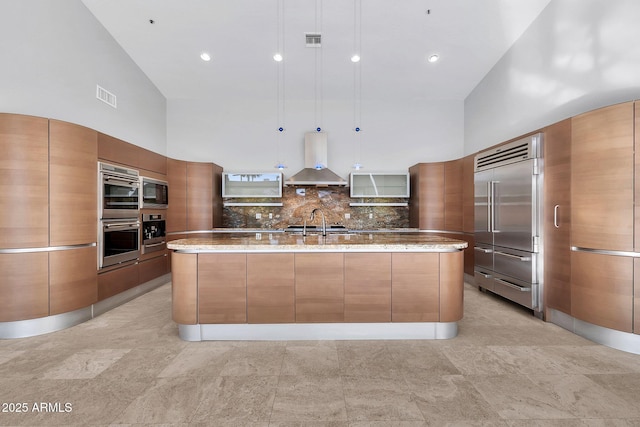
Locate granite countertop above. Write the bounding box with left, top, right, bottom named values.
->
left=167, top=232, right=468, bottom=253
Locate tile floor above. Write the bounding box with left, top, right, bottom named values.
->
left=1, top=282, right=639, bottom=426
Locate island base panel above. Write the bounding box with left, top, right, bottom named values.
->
left=177, top=322, right=458, bottom=341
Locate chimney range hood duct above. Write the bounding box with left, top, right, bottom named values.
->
left=285, top=132, right=347, bottom=186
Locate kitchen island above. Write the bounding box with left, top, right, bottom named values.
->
left=168, top=231, right=467, bottom=341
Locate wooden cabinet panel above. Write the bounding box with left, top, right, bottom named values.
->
left=0, top=114, right=49, bottom=248
left=98, top=132, right=167, bottom=174
left=247, top=253, right=295, bottom=323
left=634, top=259, right=640, bottom=335
left=543, top=119, right=572, bottom=315
left=344, top=253, right=391, bottom=322
left=167, top=159, right=187, bottom=233
left=211, top=163, right=223, bottom=228
left=462, top=154, right=475, bottom=233
left=139, top=253, right=169, bottom=284
left=571, top=251, right=633, bottom=333
left=444, top=159, right=463, bottom=232
left=198, top=253, right=247, bottom=323
left=635, top=102, right=640, bottom=251
left=409, top=163, right=445, bottom=230
left=439, top=251, right=464, bottom=322
left=49, top=120, right=98, bottom=246
left=50, top=246, right=97, bottom=315
left=171, top=252, right=197, bottom=324
left=392, top=253, right=439, bottom=322
left=97, top=262, right=139, bottom=301
left=571, top=102, right=634, bottom=251
left=187, top=162, right=214, bottom=231
left=0, top=253, right=49, bottom=321
left=295, top=253, right=344, bottom=322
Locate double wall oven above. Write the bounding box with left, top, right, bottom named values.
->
left=98, top=162, right=140, bottom=269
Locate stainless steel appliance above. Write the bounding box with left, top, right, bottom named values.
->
left=142, top=213, right=166, bottom=254
left=141, top=177, right=168, bottom=209
left=99, top=218, right=140, bottom=268
left=474, top=133, right=543, bottom=314
left=99, top=162, right=140, bottom=219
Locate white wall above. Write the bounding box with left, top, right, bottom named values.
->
left=167, top=96, right=463, bottom=177
left=0, top=0, right=166, bottom=154
left=464, top=0, right=640, bottom=154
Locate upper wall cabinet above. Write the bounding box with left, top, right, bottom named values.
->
left=98, top=132, right=167, bottom=176
left=222, top=173, right=283, bottom=198
left=350, top=173, right=410, bottom=198
left=0, top=114, right=49, bottom=248
left=571, top=101, right=634, bottom=252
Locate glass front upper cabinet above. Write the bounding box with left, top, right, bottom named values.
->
left=222, top=172, right=283, bottom=198
left=350, top=173, right=410, bottom=198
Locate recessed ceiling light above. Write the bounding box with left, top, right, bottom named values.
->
left=351, top=54, right=361, bottom=63
left=200, top=52, right=211, bottom=61
left=273, top=53, right=283, bottom=62
left=428, top=54, right=439, bottom=63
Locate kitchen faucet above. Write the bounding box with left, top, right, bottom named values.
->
left=304, top=208, right=326, bottom=236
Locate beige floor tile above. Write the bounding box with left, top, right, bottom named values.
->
left=281, top=344, right=340, bottom=376
left=270, top=375, right=347, bottom=422
left=342, top=375, right=424, bottom=421
left=190, top=375, right=278, bottom=423
left=336, top=340, right=404, bottom=379
left=41, top=348, right=130, bottom=379
left=404, top=374, right=501, bottom=423
left=468, top=374, right=576, bottom=419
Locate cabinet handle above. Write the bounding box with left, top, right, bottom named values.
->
left=495, top=278, right=530, bottom=292
left=494, top=251, right=531, bottom=262
left=474, top=246, right=493, bottom=253
left=553, top=204, right=560, bottom=228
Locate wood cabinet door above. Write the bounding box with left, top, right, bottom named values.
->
left=409, top=163, right=445, bottom=230
left=344, top=253, right=391, bottom=322
left=171, top=252, right=197, bottom=324
left=634, top=259, right=640, bottom=335
left=49, top=120, right=98, bottom=246
left=543, top=119, right=572, bottom=315
left=50, top=246, right=97, bottom=315
left=97, top=262, right=140, bottom=301
left=571, top=102, right=634, bottom=251
left=391, top=252, right=439, bottom=322
left=98, top=132, right=140, bottom=166
left=247, top=253, right=295, bottom=323
left=0, top=113, right=49, bottom=248
left=462, top=154, right=475, bottom=233
left=187, top=162, right=213, bottom=231
left=439, top=251, right=464, bottom=322
left=0, top=252, right=49, bottom=321
left=139, top=253, right=169, bottom=284
left=198, top=253, right=247, bottom=323
left=635, top=102, right=640, bottom=251
left=295, top=253, right=344, bottom=322
left=167, top=159, right=187, bottom=233
left=571, top=251, right=633, bottom=333
left=444, top=159, right=463, bottom=232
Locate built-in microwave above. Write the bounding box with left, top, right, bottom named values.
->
left=141, top=177, right=168, bottom=209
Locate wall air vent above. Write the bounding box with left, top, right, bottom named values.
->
left=96, top=85, right=117, bottom=108
left=305, top=32, right=321, bottom=47
left=474, top=133, right=542, bottom=172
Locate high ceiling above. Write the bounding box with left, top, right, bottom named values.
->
left=81, top=0, right=551, bottom=102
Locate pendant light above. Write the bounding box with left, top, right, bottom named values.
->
left=313, top=0, right=324, bottom=147
left=274, top=0, right=287, bottom=171
left=352, top=0, right=363, bottom=170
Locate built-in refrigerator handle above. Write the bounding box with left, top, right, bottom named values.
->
left=554, top=204, right=560, bottom=228
left=486, top=181, right=492, bottom=232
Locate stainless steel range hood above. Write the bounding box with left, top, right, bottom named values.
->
left=284, top=132, right=347, bottom=186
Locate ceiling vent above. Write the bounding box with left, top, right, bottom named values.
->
left=305, top=32, right=321, bottom=47
left=96, top=85, right=117, bottom=108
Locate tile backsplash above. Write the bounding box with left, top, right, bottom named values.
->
left=223, top=186, right=409, bottom=230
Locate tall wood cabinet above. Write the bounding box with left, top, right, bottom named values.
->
left=569, top=101, right=636, bottom=334
left=543, top=119, right=572, bottom=316
left=0, top=114, right=49, bottom=248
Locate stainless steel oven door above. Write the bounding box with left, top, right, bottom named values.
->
left=100, top=219, right=140, bottom=268
left=100, top=164, right=140, bottom=219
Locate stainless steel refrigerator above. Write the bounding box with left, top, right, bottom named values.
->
left=474, top=133, right=543, bottom=314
